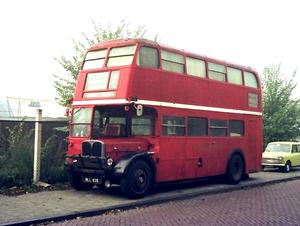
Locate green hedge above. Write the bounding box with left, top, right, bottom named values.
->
left=0, top=122, right=68, bottom=189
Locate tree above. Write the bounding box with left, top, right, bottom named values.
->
left=262, top=64, right=300, bottom=147
left=53, top=20, right=147, bottom=106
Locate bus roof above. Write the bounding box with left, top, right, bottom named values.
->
left=88, top=39, right=258, bottom=74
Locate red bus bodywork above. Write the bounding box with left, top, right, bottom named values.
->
left=65, top=39, right=263, bottom=198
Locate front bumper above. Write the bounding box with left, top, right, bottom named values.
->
left=262, top=163, right=285, bottom=167
left=64, top=155, right=112, bottom=177
left=262, top=158, right=285, bottom=167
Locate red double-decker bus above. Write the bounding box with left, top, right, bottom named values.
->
left=64, top=39, right=262, bottom=198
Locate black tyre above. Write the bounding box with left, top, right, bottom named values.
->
left=226, top=154, right=244, bottom=184
left=243, top=173, right=250, bottom=180
left=120, top=160, right=153, bottom=199
left=68, top=173, right=93, bottom=190
left=282, top=161, right=291, bottom=173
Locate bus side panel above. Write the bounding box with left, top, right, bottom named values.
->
left=156, top=137, right=186, bottom=182
left=247, top=117, right=263, bottom=173
left=184, top=137, right=212, bottom=178
left=130, top=68, right=262, bottom=114
left=129, top=68, right=161, bottom=101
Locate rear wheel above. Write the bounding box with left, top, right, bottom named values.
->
left=120, top=160, right=153, bottom=199
left=226, top=154, right=244, bottom=184
left=68, top=173, right=94, bottom=190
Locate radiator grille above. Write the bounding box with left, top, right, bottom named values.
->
left=82, top=141, right=103, bottom=157
left=262, top=158, right=280, bottom=164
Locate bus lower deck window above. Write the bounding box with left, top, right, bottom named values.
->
left=162, top=116, right=185, bottom=136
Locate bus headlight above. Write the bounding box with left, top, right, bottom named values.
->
left=107, top=158, right=113, bottom=166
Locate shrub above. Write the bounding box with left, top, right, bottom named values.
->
left=0, top=123, right=34, bottom=188
left=41, top=134, right=68, bottom=183
left=0, top=121, right=68, bottom=189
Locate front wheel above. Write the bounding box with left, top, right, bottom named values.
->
left=226, top=154, right=244, bottom=184
left=120, top=160, right=153, bottom=199
left=281, top=161, right=291, bottom=173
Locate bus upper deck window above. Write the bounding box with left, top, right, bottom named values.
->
left=82, top=49, right=107, bottom=70
left=244, top=71, right=258, bottom=88
left=161, top=50, right=185, bottom=73
left=208, top=63, right=226, bottom=82
left=137, top=47, right=159, bottom=68
left=107, top=45, right=136, bottom=67
left=228, top=67, right=243, bottom=85
left=186, top=57, right=206, bottom=78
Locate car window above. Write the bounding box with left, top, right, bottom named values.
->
left=292, top=145, right=297, bottom=153
left=266, top=143, right=290, bottom=152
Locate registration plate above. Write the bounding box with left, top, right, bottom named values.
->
left=83, top=177, right=102, bottom=184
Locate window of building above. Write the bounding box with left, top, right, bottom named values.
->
left=186, top=57, right=206, bottom=78
left=188, top=117, right=208, bottom=136
left=229, top=120, right=244, bottom=137
left=208, top=63, right=226, bottom=82
left=161, top=50, right=185, bottom=73
left=82, top=49, right=107, bottom=70
left=248, top=93, right=258, bottom=107
left=228, top=67, right=243, bottom=85
left=107, top=45, right=136, bottom=67
left=210, top=119, right=227, bottom=136
left=131, top=116, right=154, bottom=136
left=244, top=71, right=258, bottom=88
left=137, top=47, right=159, bottom=68
left=162, top=116, right=185, bottom=136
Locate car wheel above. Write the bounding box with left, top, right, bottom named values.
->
left=120, top=160, right=153, bottom=199
left=68, top=173, right=94, bottom=190
left=283, top=161, right=292, bottom=173
left=226, top=154, right=244, bottom=184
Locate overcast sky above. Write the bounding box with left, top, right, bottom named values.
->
left=0, top=0, right=299, bottom=101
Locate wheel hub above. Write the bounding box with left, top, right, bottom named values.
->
left=138, top=176, right=144, bottom=184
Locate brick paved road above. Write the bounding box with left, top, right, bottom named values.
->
left=49, top=179, right=300, bottom=226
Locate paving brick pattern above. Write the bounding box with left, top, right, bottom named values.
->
left=1, top=169, right=300, bottom=225
left=51, top=179, right=300, bottom=226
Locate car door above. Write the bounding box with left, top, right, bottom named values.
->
left=291, top=144, right=300, bottom=166
left=295, top=145, right=300, bottom=166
